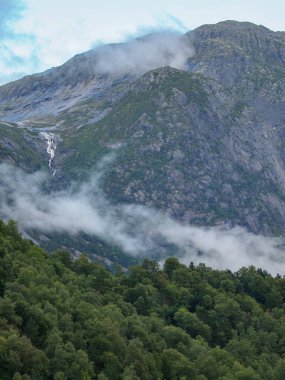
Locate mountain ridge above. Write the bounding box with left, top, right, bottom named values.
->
left=0, top=20, right=285, bottom=263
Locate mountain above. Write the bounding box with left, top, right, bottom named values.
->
left=0, top=21, right=285, bottom=264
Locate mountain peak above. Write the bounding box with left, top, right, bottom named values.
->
left=186, top=20, right=285, bottom=87
left=191, top=20, right=273, bottom=37
left=1, top=19, right=285, bottom=255
left=188, top=20, right=285, bottom=53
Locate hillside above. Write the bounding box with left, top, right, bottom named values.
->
left=0, top=220, right=285, bottom=379
left=0, top=21, right=285, bottom=262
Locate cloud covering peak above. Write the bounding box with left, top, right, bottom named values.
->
left=92, top=31, right=193, bottom=75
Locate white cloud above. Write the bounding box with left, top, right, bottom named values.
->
left=92, top=32, right=193, bottom=75
left=0, top=157, right=284, bottom=275
left=0, top=0, right=39, bottom=84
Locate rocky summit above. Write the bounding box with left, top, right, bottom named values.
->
left=0, top=21, right=285, bottom=260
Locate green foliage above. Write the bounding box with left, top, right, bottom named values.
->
left=0, top=220, right=285, bottom=379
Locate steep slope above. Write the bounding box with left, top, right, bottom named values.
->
left=188, top=21, right=285, bottom=87
left=0, top=20, right=285, bottom=254
left=0, top=49, right=132, bottom=121
left=59, top=66, right=285, bottom=234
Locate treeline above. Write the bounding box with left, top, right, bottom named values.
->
left=0, top=220, right=285, bottom=379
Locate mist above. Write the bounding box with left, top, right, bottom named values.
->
left=0, top=159, right=284, bottom=275
left=92, top=31, right=194, bottom=75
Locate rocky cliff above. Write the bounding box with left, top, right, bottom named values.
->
left=0, top=20, right=285, bottom=246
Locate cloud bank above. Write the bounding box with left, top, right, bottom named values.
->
left=92, top=31, right=193, bottom=75
left=0, top=159, right=284, bottom=275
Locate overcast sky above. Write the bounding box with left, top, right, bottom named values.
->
left=1, top=0, right=285, bottom=85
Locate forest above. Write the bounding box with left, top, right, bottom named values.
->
left=0, top=219, right=285, bottom=379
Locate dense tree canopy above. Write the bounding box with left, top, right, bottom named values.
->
left=0, top=220, right=285, bottom=379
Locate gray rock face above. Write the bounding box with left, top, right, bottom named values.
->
left=0, top=50, right=133, bottom=121
left=0, top=20, right=285, bottom=236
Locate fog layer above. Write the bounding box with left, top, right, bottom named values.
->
left=0, top=159, right=284, bottom=275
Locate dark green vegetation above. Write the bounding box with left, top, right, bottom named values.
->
left=1, top=220, right=285, bottom=379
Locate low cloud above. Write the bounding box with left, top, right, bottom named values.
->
left=0, top=158, right=284, bottom=275
left=92, top=31, right=193, bottom=75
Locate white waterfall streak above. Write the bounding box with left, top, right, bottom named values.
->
left=41, top=132, right=57, bottom=176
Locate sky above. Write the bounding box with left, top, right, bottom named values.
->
left=0, top=0, right=285, bottom=85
